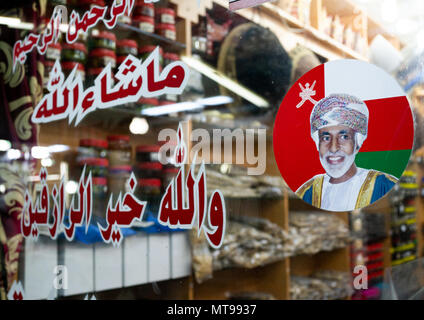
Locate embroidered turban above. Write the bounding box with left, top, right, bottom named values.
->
left=310, top=93, right=369, bottom=150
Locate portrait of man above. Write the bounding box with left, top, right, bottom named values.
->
left=295, top=94, right=398, bottom=211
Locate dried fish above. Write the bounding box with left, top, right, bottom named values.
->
left=290, top=271, right=353, bottom=300
left=190, top=213, right=351, bottom=284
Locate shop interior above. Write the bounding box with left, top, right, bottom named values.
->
left=1, top=0, right=424, bottom=300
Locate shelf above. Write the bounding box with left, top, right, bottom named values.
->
left=116, top=22, right=186, bottom=51
left=212, top=0, right=368, bottom=61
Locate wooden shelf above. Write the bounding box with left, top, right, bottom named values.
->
left=116, top=22, right=186, bottom=51
left=212, top=0, right=368, bottom=61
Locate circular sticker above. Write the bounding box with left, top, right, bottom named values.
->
left=273, top=59, right=414, bottom=212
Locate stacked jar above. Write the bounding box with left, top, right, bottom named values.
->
left=138, top=45, right=163, bottom=65
left=78, top=138, right=108, bottom=162
left=61, top=42, right=87, bottom=82
left=135, top=144, right=179, bottom=192
left=137, top=178, right=162, bottom=200
left=93, top=177, right=108, bottom=219
left=107, top=135, right=132, bottom=200
left=116, top=39, right=138, bottom=70
left=155, top=7, right=176, bottom=40
left=132, top=1, right=155, bottom=33
left=87, top=31, right=117, bottom=86
left=44, top=42, right=61, bottom=90
left=78, top=157, right=109, bottom=178
left=160, top=52, right=180, bottom=103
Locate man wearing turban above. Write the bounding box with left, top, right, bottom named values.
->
left=296, top=94, right=398, bottom=211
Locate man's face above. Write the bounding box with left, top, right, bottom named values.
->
left=318, top=125, right=356, bottom=178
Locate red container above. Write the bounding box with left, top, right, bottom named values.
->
left=61, top=61, right=86, bottom=81
left=156, top=8, right=176, bottom=25
left=132, top=15, right=155, bottom=33
left=156, top=23, right=176, bottom=40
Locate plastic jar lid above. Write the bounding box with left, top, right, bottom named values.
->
left=138, top=178, right=161, bottom=187
left=159, top=101, right=175, bottom=106
left=136, top=1, right=153, bottom=7
left=78, top=157, right=109, bottom=167
left=80, top=0, right=105, bottom=5
left=44, top=60, right=55, bottom=67
left=138, top=45, right=160, bottom=54
left=93, top=177, right=107, bottom=185
left=163, top=52, right=179, bottom=61
left=163, top=167, right=179, bottom=173
left=61, top=61, right=85, bottom=71
left=138, top=98, right=159, bottom=105
left=109, top=165, right=132, bottom=172
left=89, top=48, right=117, bottom=59
left=62, top=42, right=87, bottom=53
left=137, top=162, right=163, bottom=170
left=107, top=135, right=130, bottom=142
left=117, top=56, right=127, bottom=64
left=87, top=67, right=104, bottom=75
left=92, top=31, right=117, bottom=42
left=136, top=145, right=161, bottom=152
left=48, top=42, right=62, bottom=50
left=80, top=138, right=108, bottom=148
left=116, top=39, right=138, bottom=48
left=156, top=8, right=175, bottom=16
left=156, top=23, right=176, bottom=31
left=133, top=16, right=154, bottom=24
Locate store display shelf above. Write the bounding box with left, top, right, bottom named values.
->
left=261, top=2, right=368, bottom=61
left=212, top=0, right=367, bottom=61
left=116, top=22, right=186, bottom=51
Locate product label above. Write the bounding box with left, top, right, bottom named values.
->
left=160, top=14, right=175, bottom=24
left=139, top=22, right=155, bottom=33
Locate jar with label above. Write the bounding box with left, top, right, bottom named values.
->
left=78, top=138, right=108, bottom=160
left=156, top=8, right=176, bottom=25
left=46, top=42, right=61, bottom=61
left=43, top=60, right=55, bottom=89
left=136, top=162, right=163, bottom=179
left=93, top=177, right=108, bottom=219
left=78, top=157, right=109, bottom=178
left=71, top=0, right=105, bottom=10
left=86, top=68, right=104, bottom=87
left=138, top=45, right=163, bottom=65
left=134, top=1, right=154, bottom=18
left=90, top=31, right=116, bottom=51
left=115, top=0, right=132, bottom=24
left=62, top=42, right=87, bottom=64
left=137, top=178, right=161, bottom=198
left=89, top=48, right=117, bottom=69
left=156, top=23, right=176, bottom=41
left=136, top=145, right=161, bottom=162
left=133, top=15, right=155, bottom=33
left=161, top=52, right=180, bottom=102
left=108, top=165, right=132, bottom=199
left=116, top=39, right=138, bottom=57
left=61, top=62, right=86, bottom=82
left=162, top=167, right=179, bottom=188
left=107, top=135, right=132, bottom=166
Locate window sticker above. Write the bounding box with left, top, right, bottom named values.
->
left=21, top=123, right=226, bottom=248
left=13, top=2, right=190, bottom=126
left=273, top=59, right=414, bottom=212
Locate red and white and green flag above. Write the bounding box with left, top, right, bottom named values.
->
left=274, top=59, right=414, bottom=192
